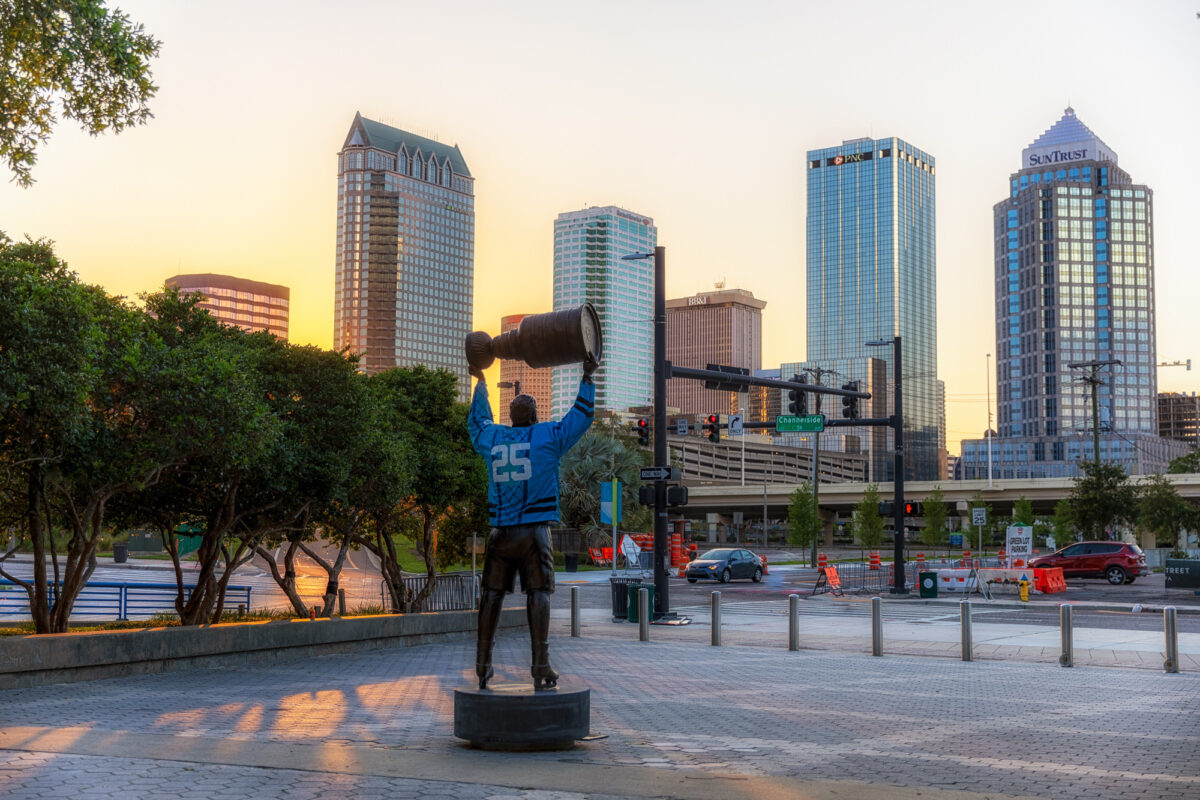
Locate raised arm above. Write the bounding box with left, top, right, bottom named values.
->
left=467, top=376, right=494, bottom=456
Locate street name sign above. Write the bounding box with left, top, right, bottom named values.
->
left=640, top=466, right=674, bottom=481
left=776, top=414, right=825, bottom=432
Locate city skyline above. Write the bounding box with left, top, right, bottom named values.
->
left=2, top=1, right=1198, bottom=456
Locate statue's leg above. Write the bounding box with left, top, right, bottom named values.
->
left=476, top=587, right=505, bottom=689
left=527, top=589, right=558, bottom=689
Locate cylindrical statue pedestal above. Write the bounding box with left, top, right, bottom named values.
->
left=454, top=682, right=590, bottom=751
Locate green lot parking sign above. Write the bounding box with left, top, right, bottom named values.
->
left=776, top=414, right=824, bottom=432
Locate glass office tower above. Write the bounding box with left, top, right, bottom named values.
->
left=334, top=113, right=475, bottom=399
left=959, top=108, right=1188, bottom=477
left=551, top=206, right=656, bottom=417
left=805, top=137, right=940, bottom=481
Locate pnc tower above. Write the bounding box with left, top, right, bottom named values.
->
left=960, top=108, right=1187, bottom=477
left=551, top=206, right=656, bottom=418
left=804, top=136, right=941, bottom=481
left=334, top=113, right=475, bottom=398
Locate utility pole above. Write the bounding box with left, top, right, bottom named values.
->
left=802, top=365, right=839, bottom=568
left=1068, top=359, right=1121, bottom=463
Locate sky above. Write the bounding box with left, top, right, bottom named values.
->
left=2, top=0, right=1199, bottom=455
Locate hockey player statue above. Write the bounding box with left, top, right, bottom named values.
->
left=466, top=355, right=596, bottom=690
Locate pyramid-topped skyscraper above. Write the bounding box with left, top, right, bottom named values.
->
left=957, top=108, right=1190, bottom=479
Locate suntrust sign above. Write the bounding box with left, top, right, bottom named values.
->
left=1022, top=139, right=1117, bottom=169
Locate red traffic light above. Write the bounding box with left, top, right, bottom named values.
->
left=637, top=419, right=648, bottom=430
left=707, top=414, right=718, bottom=424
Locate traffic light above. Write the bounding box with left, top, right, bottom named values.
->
left=841, top=381, right=860, bottom=419
left=666, top=485, right=689, bottom=507
left=878, top=501, right=894, bottom=516
left=638, top=484, right=655, bottom=505
left=788, top=374, right=808, bottom=415
left=704, top=414, right=721, bottom=443
left=903, top=501, right=924, bottom=517
left=635, top=418, right=650, bottom=446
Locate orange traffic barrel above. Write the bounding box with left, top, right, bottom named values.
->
left=869, top=551, right=881, bottom=570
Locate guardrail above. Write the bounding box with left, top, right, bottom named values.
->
left=380, top=573, right=480, bottom=612
left=0, top=579, right=252, bottom=621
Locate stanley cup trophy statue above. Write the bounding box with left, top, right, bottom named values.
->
left=455, top=304, right=603, bottom=750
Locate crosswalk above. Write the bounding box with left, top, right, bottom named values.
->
left=673, top=599, right=1007, bottom=624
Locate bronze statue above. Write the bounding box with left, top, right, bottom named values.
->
left=465, top=306, right=601, bottom=690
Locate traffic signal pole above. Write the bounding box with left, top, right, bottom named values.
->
left=891, top=336, right=906, bottom=594
left=652, top=246, right=668, bottom=618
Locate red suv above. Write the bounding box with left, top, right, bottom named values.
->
left=1029, top=541, right=1147, bottom=585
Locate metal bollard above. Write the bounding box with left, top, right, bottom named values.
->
left=337, top=588, right=347, bottom=616
left=871, top=596, right=883, bottom=657
left=639, top=587, right=650, bottom=641
left=571, top=586, right=581, bottom=637
left=711, top=591, right=722, bottom=646
left=788, top=594, right=800, bottom=651
left=1059, top=604, right=1074, bottom=667
left=960, top=600, right=973, bottom=661
left=1164, top=606, right=1179, bottom=674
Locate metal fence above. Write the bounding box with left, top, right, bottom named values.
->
left=380, top=573, right=480, bottom=613
left=814, top=558, right=1008, bottom=595
left=0, top=579, right=252, bottom=621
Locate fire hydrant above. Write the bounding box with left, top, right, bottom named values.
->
left=1018, top=575, right=1030, bottom=603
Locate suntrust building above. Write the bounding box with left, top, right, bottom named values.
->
left=958, top=108, right=1188, bottom=478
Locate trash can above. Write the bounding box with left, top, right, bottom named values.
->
left=918, top=571, right=938, bottom=598
left=609, top=576, right=639, bottom=621
left=564, top=553, right=578, bottom=573
left=626, top=583, right=655, bottom=623
left=113, top=542, right=129, bottom=564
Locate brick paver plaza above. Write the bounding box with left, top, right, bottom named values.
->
left=2, top=609, right=1199, bottom=800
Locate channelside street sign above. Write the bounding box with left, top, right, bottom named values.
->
left=776, top=414, right=825, bottom=432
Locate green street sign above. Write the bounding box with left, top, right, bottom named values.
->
left=776, top=414, right=824, bottom=432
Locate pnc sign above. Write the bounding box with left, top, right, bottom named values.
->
left=829, top=152, right=871, bottom=167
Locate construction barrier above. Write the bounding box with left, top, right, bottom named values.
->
left=1034, top=567, right=1066, bottom=594
left=869, top=551, right=881, bottom=571
left=817, top=552, right=828, bottom=570
left=961, top=549, right=972, bottom=568
left=670, top=530, right=683, bottom=567
left=937, top=569, right=978, bottom=592
left=916, top=553, right=925, bottom=568
left=998, top=548, right=1007, bottom=568
left=758, top=554, right=768, bottom=576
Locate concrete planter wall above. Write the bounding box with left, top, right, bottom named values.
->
left=0, top=608, right=524, bottom=690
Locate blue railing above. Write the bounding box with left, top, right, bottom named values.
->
left=0, top=579, right=252, bottom=621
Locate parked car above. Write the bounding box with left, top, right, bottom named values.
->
left=1028, top=541, right=1147, bottom=585
left=685, top=548, right=763, bottom=583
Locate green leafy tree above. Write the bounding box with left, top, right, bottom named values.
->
left=1168, top=451, right=1200, bottom=475
left=851, top=484, right=885, bottom=549
left=919, top=486, right=949, bottom=549
left=1, top=0, right=161, bottom=185
left=786, top=484, right=821, bottom=549
left=1050, top=498, right=1075, bottom=547
left=0, top=233, right=106, bottom=631
left=1012, top=496, right=1035, bottom=526
left=559, top=428, right=651, bottom=542
left=1137, top=474, right=1197, bottom=549
left=1068, top=460, right=1137, bottom=539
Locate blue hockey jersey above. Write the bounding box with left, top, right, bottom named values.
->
left=468, top=378, right=595, bottom=527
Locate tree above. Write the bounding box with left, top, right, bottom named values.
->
left=1050, top=498, right=1075, bottom=547
left=919, top=486, right=949, bottom=549
left=965, top=492, right=994, bottom=550
left=1, top=0, right=161, bottom=186
left=1012, top=496, right=1035, bottom=526
left=786, top=484, right=821, bottom=549
left=559, top=427, right=651, bottom=542
left=851, top=484, right=885, bottom=549
left=1137, top=474, right=1197, bottom=549
left=1068, top=460, right=1136, bottom=539
left=1168, top=451, right=1200, bottom=475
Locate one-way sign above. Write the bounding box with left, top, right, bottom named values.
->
left=639, top=466, right=677, bottom=481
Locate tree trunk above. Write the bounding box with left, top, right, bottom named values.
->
left=412, top=509, right=438, bottom=612
left=256, top=542, right=308, bottom=616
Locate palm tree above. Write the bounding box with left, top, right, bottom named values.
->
left=559, top=427, right=651, bottom=548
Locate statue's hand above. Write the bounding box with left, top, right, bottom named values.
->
left=470, top=366, right=484, bottom=380
left=582, top=354, right=599, bottom=377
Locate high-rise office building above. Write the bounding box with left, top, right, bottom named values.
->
left=666, top=288, right=766, bottom=416
left=1159, top=392, right=1200, bottom=449
left=497, top=313, right=554, bottom=425
left=959, top=108, right=1188, bottom=477
left=551, top=206, right=656, bottom=418
left=334, top=113, right=474, bottom=398
left=805, top=137, right=941, bottom=480
left=165, top=273, right=289, bottom=339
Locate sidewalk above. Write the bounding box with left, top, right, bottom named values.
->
left=1, top=629, right=1197, bottom=799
